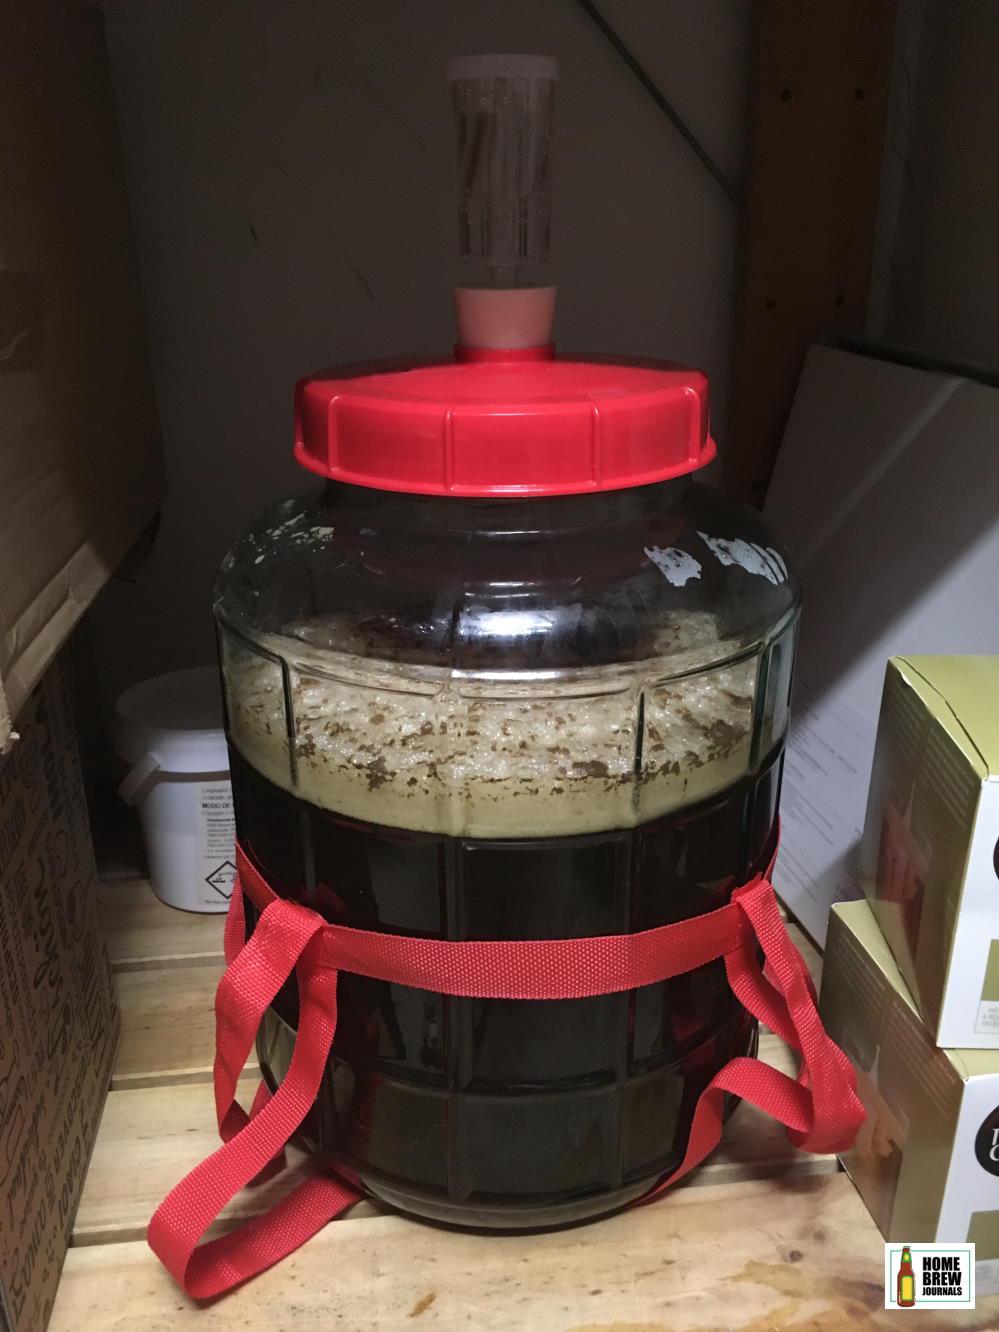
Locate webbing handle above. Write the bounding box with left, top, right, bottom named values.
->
left=637, top=876, right=865, bottom=1204
left=147, top=885, right=361, bottom=1299
left=148, top=861, right=864, bottom=1300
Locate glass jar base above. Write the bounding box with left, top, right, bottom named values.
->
left=361, top=1174, right=657, bottom=1231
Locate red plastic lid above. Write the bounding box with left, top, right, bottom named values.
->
left=294, top=349, right=714, bottom=497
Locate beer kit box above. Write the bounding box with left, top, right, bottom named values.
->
left=820, top=900, right=999, bottom=1297
left=860, top=655, right=999, bottom=1048
left=0, top=662, right=120, bottom=1332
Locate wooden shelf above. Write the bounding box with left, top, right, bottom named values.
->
left=47, top=879, right=995, bottom=1329
left=100, top=879, right=226, bottom=972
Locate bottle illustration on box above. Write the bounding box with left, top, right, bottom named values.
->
left=897, top=1245, right=916, bottom=1308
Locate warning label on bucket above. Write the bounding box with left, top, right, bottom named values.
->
left=205, top=859, right=236, bottom=900
left=197, top=781, right=236, bottom=906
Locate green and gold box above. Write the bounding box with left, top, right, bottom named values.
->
left=820, top=900, right=999, bottom=1295
left=860, top=656, right=999, bottom=1048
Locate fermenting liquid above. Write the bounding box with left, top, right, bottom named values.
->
left=221, top=612, right=784, bottom=1223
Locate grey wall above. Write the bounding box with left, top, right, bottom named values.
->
left=92, top=0, right=750, bottom=700
left=872, top=0, right=999, bottom=367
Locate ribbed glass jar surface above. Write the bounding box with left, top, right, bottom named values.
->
left=214, top=476, right=799, bottom=1225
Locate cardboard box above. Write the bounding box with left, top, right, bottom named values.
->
left=0, top=1, right=164, bottom=751
left=0, top=661, right=120, bottom=1332
left=861, top=656, right=999, bottom=1048
left=820, top=900, right=999, bottom=1297
left=763, top=343, right=999, bottom=943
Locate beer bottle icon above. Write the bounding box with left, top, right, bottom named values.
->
left=897, top=1245, right=916, bottom=1307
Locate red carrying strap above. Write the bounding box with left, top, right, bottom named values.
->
left=148, top=846, right=865, bottom=1300
left=215, top=882, right=283, bottom=1169
left=148, top=892, right=362, bottom=1297
left=637, top=876, right=864, bottom=1207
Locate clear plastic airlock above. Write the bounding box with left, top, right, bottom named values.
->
left=448, top=54, right=558, bottom=349
left=447, top=54, right=558, bottom=278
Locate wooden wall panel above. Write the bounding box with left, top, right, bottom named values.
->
left=727, top=0, right=897, bottom=506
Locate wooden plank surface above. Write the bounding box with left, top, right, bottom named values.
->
left=73, top=1079, right=325, bottom=1245
left=101, top=879, right=225, bottom=971
left=72, top=1030, right=832, bottom=1250
left=54, top=1173, right=997, bottom=1331
left=60, top=878, right=985, bottom=1331
left=111, top=960, right=221, bottom=1088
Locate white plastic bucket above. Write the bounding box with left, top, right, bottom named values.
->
left=114, top=666, right=235, bottom=913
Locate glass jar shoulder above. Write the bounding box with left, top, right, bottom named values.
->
left=214, top=481, right=800, bottom=675
left=215, top=483, right=798, bottom=837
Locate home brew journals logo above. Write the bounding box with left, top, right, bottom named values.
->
left=885, top=1243, right=975, bottom=1309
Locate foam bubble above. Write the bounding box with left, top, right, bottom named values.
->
left=222, top=613, right=757, bottom=837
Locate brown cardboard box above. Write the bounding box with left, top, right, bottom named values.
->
left=0, top=1, right=165, bottom=750
left=0, top=660, right=120, bottom=1332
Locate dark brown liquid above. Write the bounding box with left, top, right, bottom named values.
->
left=231, top=748, right=781, bottom=1225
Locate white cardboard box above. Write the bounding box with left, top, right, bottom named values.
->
left=861, top=656, right=999, bottom=1048
left=820, top=900, right=999, bottom=1296
left=763, top=343, right=999, bottom=943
